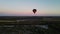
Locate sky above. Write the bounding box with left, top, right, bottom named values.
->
left=0, top=0, right=60, bottom=16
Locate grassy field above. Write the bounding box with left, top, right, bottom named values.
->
left=0, top=16, right=60, bottom=34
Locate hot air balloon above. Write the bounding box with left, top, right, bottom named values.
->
left=32, top=9, right=37, bottom=14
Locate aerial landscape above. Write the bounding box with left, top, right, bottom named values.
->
left=0, top=0, right=60, bottom=34
left=0, top=16, right=60, bottom=34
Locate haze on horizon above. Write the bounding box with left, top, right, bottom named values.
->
left=0, top=0, right=60, bottom=16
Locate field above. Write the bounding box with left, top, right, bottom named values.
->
left=0, top=16, right=60, bottom=34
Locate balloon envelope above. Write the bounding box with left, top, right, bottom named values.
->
left=32, top=9, right=37, bottom=14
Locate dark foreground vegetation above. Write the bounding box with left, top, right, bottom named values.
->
left=0, top=16, right=60, bottom=34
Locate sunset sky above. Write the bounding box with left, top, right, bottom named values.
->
left=0, top=0, right=60, bottom=16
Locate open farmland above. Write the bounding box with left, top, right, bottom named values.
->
left=0, top=16, right=60, bottom=34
